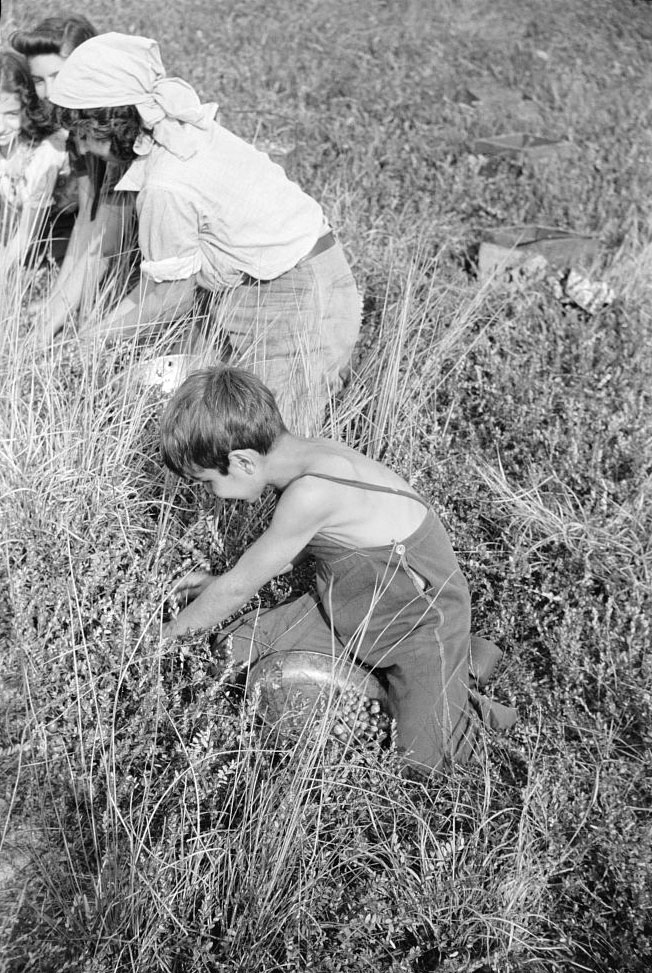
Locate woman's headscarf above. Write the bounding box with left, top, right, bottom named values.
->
left=48, top=33, right=217, bottom=159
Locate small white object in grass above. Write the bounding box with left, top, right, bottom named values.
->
left=564, top=270, right=615, bottom=314
left=139, top=355, right=194, bottom=393
left=118, top=354, right=199, bottom=395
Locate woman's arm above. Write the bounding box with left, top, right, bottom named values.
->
left=87, top=274, right=197, bottom=343
left=0, top=204, right=48, bottom=268
left=31, top=181, right=129, bottom=342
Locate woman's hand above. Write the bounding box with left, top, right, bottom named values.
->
left=28, top=292, right=73, bottom=342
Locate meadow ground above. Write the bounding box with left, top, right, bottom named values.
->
left=1, top=0, right=651, bottom=970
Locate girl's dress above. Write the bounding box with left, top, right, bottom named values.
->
left=0, top=130, right=69, bottom=249
left=220, top=473, right=517, bottom=772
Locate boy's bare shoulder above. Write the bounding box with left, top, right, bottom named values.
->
left=277, top=471, right=341, bottom=507
left=271, top=474, right=340, bottom=536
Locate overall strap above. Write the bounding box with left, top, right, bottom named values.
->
left=286, top=472, right=429, bottom=508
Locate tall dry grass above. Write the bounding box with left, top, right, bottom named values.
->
left=2, top=0, right=652, bottom=969
left=0, top=252, right=569, bottom=972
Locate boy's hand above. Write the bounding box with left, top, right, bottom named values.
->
left=161, top=619, right=176, bottom=641
left=172, top=570, right=214, bottom=604
left=162, top=571, right=214, bottom=641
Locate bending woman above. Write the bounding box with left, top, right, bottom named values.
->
left=49, top=33, right=361, bottom=431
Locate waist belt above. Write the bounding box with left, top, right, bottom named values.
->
left=241, top=231, right=336, bottom=286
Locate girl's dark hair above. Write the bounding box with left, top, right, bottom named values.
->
left=56, top=105, right=143, bottom=162
left=10, top=15, right=97, bottom=59
left=160, top=366, right=288, bottom=478
left=0, top=51, right=59, bottom=141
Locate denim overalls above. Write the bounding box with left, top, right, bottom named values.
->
left=220, top=473, right=517, bottom=772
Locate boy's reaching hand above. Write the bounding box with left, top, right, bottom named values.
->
left=161, top=570, right=214, bottom=641
left=173, top=569, right=214, bottom=603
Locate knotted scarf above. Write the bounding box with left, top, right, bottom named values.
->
left=49, top=33, right=217, bottom=159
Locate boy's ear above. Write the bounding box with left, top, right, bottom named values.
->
left=228, top=449, right=260, bottom=475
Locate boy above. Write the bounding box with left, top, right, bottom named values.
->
left=160, top=366, right=517, bottom=772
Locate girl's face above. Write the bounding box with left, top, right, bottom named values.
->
left=0, top=92, right=21, bottom=150
left=28, top=53, right=66, bottom=101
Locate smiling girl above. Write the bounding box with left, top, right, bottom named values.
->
left=0, top=51, right=68, bottom=269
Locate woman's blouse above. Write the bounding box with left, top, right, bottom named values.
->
left=114, top=121, right=325, bottom=289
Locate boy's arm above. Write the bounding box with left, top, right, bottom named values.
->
left=279, top=545, right=310, bottom=573
left=163, top=484, right=331, bottom=638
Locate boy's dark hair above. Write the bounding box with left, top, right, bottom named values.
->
left=55, top=105, right=143, bottom=162
left=10, top=15, right=97, bottom=59
left=0, top=51, right=59, bottom=141
left=160, top=366, right=288, bottom=478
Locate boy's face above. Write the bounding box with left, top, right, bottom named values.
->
left=190, top=454, right=265, bottom=503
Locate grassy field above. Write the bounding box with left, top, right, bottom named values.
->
left=1, top=0, right=651, bottom=970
